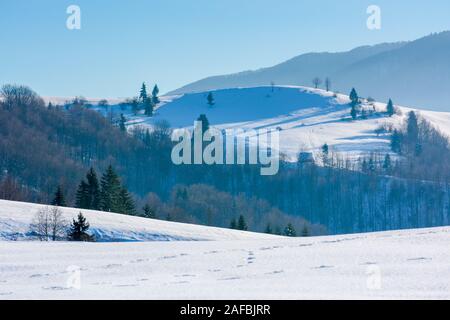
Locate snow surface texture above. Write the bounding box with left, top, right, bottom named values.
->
left=127, top=86, right=450, bottom=161
left=0, top=200, right=277, bottom=242
left=0, top=200, right=449, bottom=299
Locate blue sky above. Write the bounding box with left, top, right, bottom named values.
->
left=1, top=0, right=450, bottom=98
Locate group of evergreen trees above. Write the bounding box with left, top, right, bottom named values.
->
left=75, top=166, right=135, bottom=215
left=139, top=82, right=160, bottom=116
left=349, top=88, right=396, bottom=119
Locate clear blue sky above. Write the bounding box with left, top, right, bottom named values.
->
left=1, top=0, right=450, bottom=98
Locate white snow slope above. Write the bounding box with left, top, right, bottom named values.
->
left=0, top=200, right=276, bottom=242
left=1, top=200, right=450, bottom=299
left=127, top=86, right=450, bottom=161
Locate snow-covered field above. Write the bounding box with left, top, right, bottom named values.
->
left=1, top=200, right=449, bottom=299
left=0, top=200, right=276, bottom=242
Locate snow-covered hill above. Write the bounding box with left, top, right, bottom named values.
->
left=169, top=32, right=450, bottom=112
left=1, top=200, right=449, bottom=299
left=128, top=86, right=450, bottom=161
left=1, top=222, right=449, bottom=299
left=0, top=200, right=278, bottom=242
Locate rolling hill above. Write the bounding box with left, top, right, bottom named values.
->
left=127, top=86, right=450, bottom=161
left=169, top=32, right=450, bottom=112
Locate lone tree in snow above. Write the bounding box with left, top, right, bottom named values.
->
left=312, top=77, right=322, bottom=89
left=207, top=92, right=215, bottom=107
left=68, top=212, right=94, bottom=242
left=386, top=99, right=395, bottom=117
left=349, top=88, right=359, bottom=120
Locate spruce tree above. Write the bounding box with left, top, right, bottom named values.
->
left=406, top=111, right=419, bottom=144
left=139, top=83, right=148, bottom=103
left=100, top=165, right=122, bottom=212
left=142, top=204, right=156, bottom=219
left=237, top=215, right=248, bottom=231
left=391, top=130, right=402, bottom=153
left=144, top=98, right=154, bottom=116
left=284, top=223, right=297, bottom=237
left=68, top=212, right=94, bottom=241
left=349, top=88, right=359, bottom=105
left=75, top=180, right=90, bottom=209
left=196, top=114, right=210, bottom=134
left=52, top=185, right=66, bottom=207
left=86, top=168, right=101, bottom=210
left=386, top=99, right=395, bottom=117
left=152, top=85, right=160, bottom=104
left=207, top=92, right=215, bottom=107
left=351, top=104, right=358, bottom=120
left=118, top=187, right=135, bottom=215
left=265, top=223, right=273, bottom=234
left=321, top=143, right=329, bottom=165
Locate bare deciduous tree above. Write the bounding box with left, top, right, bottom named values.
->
left=312, top=77, right=322, bottom=89
left=30, top=206, right=67, bottom=241
left=0, top=84, right=44, bottom=110
left=325, top=77, right=331, bottom=92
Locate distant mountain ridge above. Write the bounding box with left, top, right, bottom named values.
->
left=169, top=32, right=450, bottom=112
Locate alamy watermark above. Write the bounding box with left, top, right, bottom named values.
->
left=367, top=5, right=381, bottom=30
left=66, top=5, right=81, bottom=30
left=171, top=121, right=280, bottom=176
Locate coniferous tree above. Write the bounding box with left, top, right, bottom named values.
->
left=349, top=88, right=359, bottom=120
left=265, top=223, right=273, bottom=234
left=139, top=83, right=148, bottom=103
left=351, top=104, right=358, bottom=120
left=52, top=185, right=66, bottom=207
left=68, top=212, right=94, bottom=241
left=321, top=143, right=329, bottom=165
left=284, top=223, right=297, bottom=237
left=386, top=99, right=395, bottom=117
left=237, top=214, right=248, bottom=231
left=391, top=130, right=402, bottom=153
left=118, top=187, right=136, bottom=215
left=144, top=98, right=154, bottom=116
left=75, top=180, right=90, bottom=209
left=207, top=92, right=215, bottom=107
left=406, top=111, right=419, bottom=145
left=152, top=85, right=160, bottom=104
left=142, top=204, right=156, bottom=219
left=86, top=168, right=101, bottom=210
left=349, top=88, right=359, bottom=105
left=196, top=114, right=210, bottom=134
left=100, top=165, right=122, bottom=212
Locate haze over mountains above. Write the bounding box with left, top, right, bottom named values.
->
left=170, top=32, right=450, bottom=112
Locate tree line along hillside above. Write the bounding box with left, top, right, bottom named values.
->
left=1, top=84, right=450, bottom=235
